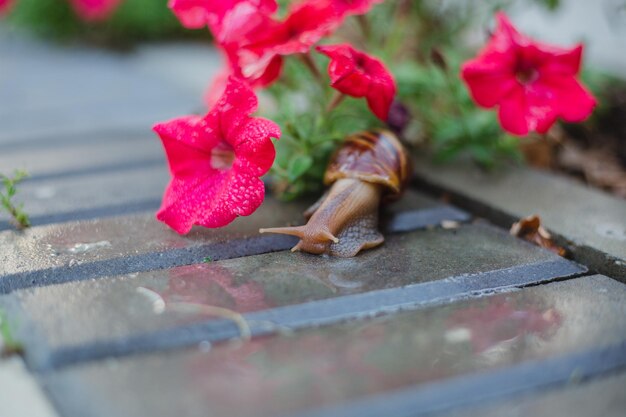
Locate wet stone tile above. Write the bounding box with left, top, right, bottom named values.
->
left=441, top=371, right=626, bottom=417
left=8, top=223, right=576, bottom=368
left=0, top=357, right=59, bottom=417
left=0, top=190, right=465, bottom=292
left=44, top=276, right=626, bottom=417
left=413, top=158, right=626, bottom=281
left=0, top=164, right=169, bottom=229
left=0, top=31, right=205, bottom=144
left=0, top=134, right=163, bottom=179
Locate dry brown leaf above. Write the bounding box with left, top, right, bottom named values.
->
left=510, top=215, right=567, bottom=257
left=557, top=141, right=626, bottom=198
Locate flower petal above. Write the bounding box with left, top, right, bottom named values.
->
left=213, top=76, right=259, bottom=139
left=461, top=56, right=518, bottom=108
left=233, top=118, right=280, bottom=176
left=154, top=116, right=220, bottom=176
left=542, top=75, right=597, bottom=122
left=318, top=43, right=396, bottom=120
left=498, top=86, right=532, bottom=136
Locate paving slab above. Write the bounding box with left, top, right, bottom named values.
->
left=0, top=190, right=469, bottom=293
left=0, top=133, right=164, bottom=179
left=0, top=357, right=59, bottom=417
left=440, top=371, right=626, bottom=417
left=42, top=275, right=626, bottom=417
left=413, top=158, right=626, bottom=281
left=0, top=164, right=169, bottom=229
left=5, top=223, right=583, bottom=370
left=0, top=28, right=214, bottom=144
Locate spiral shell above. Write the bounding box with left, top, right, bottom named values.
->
left=324, top=129, right=411, bottom=196
left=260, top=130, right=412, bottom=257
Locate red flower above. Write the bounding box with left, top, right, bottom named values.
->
left=154, top=77, right=281, bottom=234
left=168, top=0, right=277, bottom=30
left=326, top=0, right=384, bottom=17
left=222, top=41, right=284, bottom=88
left=461, top=12, right=596, bottom=136
left=317, top=43, right=396, bottom=120
left=247, top=0, right=342, bottom=56
left=206, top=2, right=284, bottom=88
left=69, top=0, right=122, bottom=21
left=0, top=0, right=14, bottom=15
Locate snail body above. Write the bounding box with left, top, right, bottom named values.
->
left=260, top=130, right=411, bottom=257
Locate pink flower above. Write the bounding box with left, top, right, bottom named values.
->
left=154, top=77, right=281, bottom=234
left=69, top=0, right=122, bottom=21
left=207, top=2, right=284, bottom=88
left=461, top=12, right=597, bottom=136
left=317, top=43, right=397, bottom=120
left=326, top=0, right=384, bottom=17
left=0, top=0, right=14, bottom=16
left=168, top=0, right=277, bottom=30
left=247, top=0, right=342, bottom=56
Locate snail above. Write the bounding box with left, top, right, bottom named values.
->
left=259, top=130, right=411, bottom=257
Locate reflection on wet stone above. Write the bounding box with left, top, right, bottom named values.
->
left=0, top=189, right=458, bottom=292
left=44, top=276, right=626, bottom=417
left=12, top=223, right=562, bottom=352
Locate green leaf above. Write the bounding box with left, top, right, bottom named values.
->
left=287, top=155, right=314, bottom=181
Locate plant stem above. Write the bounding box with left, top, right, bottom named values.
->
left=326, top=91, right=346, bottom=113
left=299, top=52, right=323, bottom=84
left=357, top=15, right=372, bottom=41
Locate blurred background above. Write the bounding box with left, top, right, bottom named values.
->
left=0, top=0, right=625, bottom=230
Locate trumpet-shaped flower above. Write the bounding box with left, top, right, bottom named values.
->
left=0, top=0, right=14, bottom=15
left=461, top=12, right=596, bottom=135
left=154, top=77, right=281, bottom=234
left=246, top=0, right=342, bottom=56
left=327, top=0, right=384, bottom=17
left=168, top=0, right=277, bottom=30
left=317, top=43, right=396, bottom=120
left=70, top=0, right=122, bottom=21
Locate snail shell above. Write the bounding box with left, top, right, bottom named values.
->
left=260, top=130, right=411, bottom=257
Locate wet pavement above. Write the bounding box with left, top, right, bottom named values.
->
left=41, top=276, right=626, bottom=417
left=1, top=5, right=626, bottom=417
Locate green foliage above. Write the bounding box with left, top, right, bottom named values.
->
left=6, top=0, right=201, bottom=46
left=0, top=309, right=22, bottom=356
left=264, top=56, right=382, bottom=199
left=394, top=50, right=522, bottom=168
left=0, top=170, right=31, bottom=230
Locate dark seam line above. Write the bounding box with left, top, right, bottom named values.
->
left=287, top=340, right=626, bottom=417
left=34, top=258, right=585, bottom=371
left=412, top=176, right=626, bottom=283
left=0, top=198, right=162, bottom=231
left=0, top=205, right=471, bottom=294
left=0, top=234, right=299, bottom=295
left=22, top=157, right=165, bottom=183
left=0, top=127, right=152, bottom=152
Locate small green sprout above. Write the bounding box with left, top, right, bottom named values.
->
left=202, top=256, right=213, bottom=263
left=0, top=309, right=23, bottom=356
left=0, top=170, right=30, bottom=230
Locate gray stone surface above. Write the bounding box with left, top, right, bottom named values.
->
left=8, top=224, right=554, bottom=349
left=0, top=133, right=163, bottom=179
left=0, top=190, right=466, bottom=292
left=413, top=158, right=626, bottom=281
left=1, top=164, right=168, bottom=227
left=43, top=275, right=626, bottom=417
left=0, top=357, right=59, bottom=417
left=442, top=371, right=626, bottom=417
left=0, top=28, right=219, bottom=144
left=0, top=196, right=306, bottom=283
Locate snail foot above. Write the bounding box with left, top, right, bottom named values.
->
left=328, top=212, right=384, bottom=257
